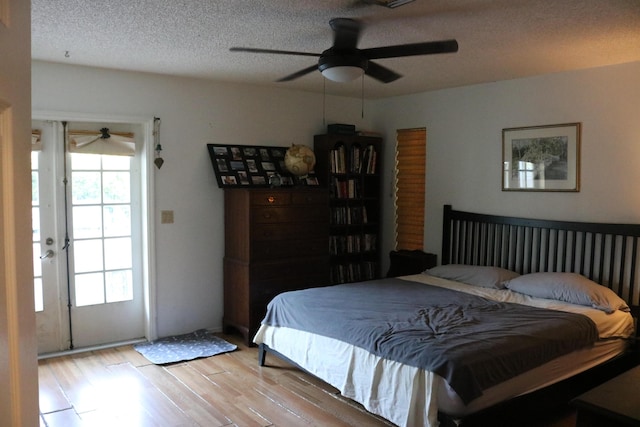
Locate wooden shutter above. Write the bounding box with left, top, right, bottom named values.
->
left=394, top=128, right=426, bottom=250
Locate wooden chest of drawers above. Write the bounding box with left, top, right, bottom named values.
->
left=223, top=188, right=330, bottom=345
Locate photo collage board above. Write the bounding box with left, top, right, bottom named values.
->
left=207, top=143, right=316, bottom=188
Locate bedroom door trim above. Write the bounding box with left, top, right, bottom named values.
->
left=33, top=110, right=158, bottom=348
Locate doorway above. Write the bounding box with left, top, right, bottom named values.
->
left=32, top=118, right=153, bottom=355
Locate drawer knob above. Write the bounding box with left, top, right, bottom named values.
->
left=267, top=196, right=275, bottom=203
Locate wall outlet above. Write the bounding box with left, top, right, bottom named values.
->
left=161, top=210, right=174, bottom=224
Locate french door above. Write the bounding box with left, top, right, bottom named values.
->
left=32, top=120, right=146, bottom=354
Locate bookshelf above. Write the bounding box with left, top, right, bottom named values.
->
left=314, top=133, right=382, bottom=284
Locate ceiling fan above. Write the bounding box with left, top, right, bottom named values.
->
left=230, top=18, right=458, bottom=84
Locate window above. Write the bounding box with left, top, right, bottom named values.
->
left=394, top=128, right=426, bottom=250
left=70, top=153, right=134, bottom=306
left=31, top=149, right=44, bottom=312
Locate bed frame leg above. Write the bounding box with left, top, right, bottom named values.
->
left=258, top=343, right=267, bottom=366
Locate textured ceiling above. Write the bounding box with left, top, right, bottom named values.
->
left=31, top=0, right=640, bottom=99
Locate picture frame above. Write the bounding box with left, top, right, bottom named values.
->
left=207, top=143, right=317, bottom=189
left=502, top=122, right=581, bottom=192
left=305, top=176, right=319, bottom=186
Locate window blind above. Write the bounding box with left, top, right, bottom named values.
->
left=68, top=129, right=135, bottom=156
left=32, top=129, right=42, bottom=151
left=394, top=128, right=426, bottom=250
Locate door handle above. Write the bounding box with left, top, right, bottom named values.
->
left=40, top=249, right=54, bottom=259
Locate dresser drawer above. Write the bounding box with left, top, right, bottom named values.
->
left=251, top=273, right=330, bottom=313
left=250, top=191, right=291, bottom=206
left=251, top=274, right=328, bottom=319
left=250, top=256, right=329, bottom=281
left=292, top=191, right=328, bottom=205
left=253, top=206, right=328, bottom=224
left=252, top=222, right=328, bottom=241
left=252, top=237, right=327, bottom=260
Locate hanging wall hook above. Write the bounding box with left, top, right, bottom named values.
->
left=153, top=117, right=164, bottom=169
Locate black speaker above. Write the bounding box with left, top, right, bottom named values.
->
left=386, top=250, right=437, bottom=277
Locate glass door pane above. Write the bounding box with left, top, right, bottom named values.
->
left=70, top=153, right=134, bottom=308
left=32, top=152, right=44, bottom=312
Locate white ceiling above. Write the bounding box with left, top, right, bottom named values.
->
left=31, top=0, right=640, bottom=99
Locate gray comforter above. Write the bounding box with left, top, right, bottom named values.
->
left=261, top=278, right=598, bottom=404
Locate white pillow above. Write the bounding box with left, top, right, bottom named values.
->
left=425, top=264, right=520, bottom=289
left=505, top=272, right=630, bottom=314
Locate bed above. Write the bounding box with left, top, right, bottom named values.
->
left=254, top=205, right=640, bottom=426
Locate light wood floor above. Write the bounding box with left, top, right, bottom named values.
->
left=38, top=333, right=393, bottom=427
left=39, top=333, right=577, bottom=427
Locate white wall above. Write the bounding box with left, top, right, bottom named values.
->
left=33, top=60, right=640, bottom=338
left=32, top=61, right=376, bottom=338
left=371, top=61, right=640, bottom=264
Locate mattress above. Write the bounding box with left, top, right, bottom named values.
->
left=254, top=274, right=634, bottom=427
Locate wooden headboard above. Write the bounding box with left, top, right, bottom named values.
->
left=442, top=205, right=640, bottom=308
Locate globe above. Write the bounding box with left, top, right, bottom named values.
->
left=284, top=144, right=316, bottom=177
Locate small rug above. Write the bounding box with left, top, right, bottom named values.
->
left=134, top=329, right=237, bottom=364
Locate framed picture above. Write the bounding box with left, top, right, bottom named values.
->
left=305, top=176, right=319, bottom=186
left=502, top=123, right=581, bottom=192
left=207, top=143, right=317, bottom=189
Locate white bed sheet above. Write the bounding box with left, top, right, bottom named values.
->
left=253, top=274, right=634, bottom=427
left=255, top=324, right=440, bottom=427
left=403, top=274, right=634, bottom=339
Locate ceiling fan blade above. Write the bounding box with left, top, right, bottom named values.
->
left=330, top=18, right=362, bottom=50
left=365, top=61, right=402, bottom=83
left=230, top=47, right=321, bottom=58
left=277, top=64, right=319, bottom=82
left=362, top=39, right=458, bottom=60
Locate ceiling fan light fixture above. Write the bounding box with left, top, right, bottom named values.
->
left=372, top=0, right=415, bottom=8
left=321, top=66, right=364, bottom=82
left=318, top=52, right=368, bottom=83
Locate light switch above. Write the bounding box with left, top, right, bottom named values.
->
left=161, top=210, right=174, bottom=224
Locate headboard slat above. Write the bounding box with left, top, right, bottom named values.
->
left=630, top=236, right=638, bottom=303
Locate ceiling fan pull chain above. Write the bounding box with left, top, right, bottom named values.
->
left=323, top=78, right=326, bottom=126
left=361, top=74, right=365, bottom=118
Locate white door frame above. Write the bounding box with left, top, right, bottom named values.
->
left=1, top=0, right=39, bottom=422
left=33, top=110, right=158, bottom=344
